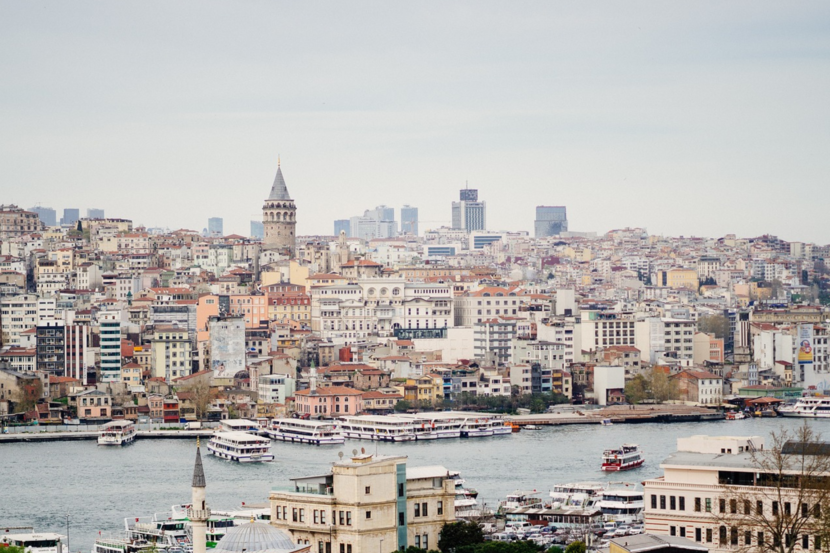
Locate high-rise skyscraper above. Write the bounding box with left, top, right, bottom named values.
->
left=61, top=208, right=80, bottom=226
left=334, top=219, right=350, bottom=236
left=30, top=206, right=56, bottom=227
left=400, top=205, right=418, bottom=236
left=207, top=217, right=224, bottom=237
left=534, top=206, right=568, bottom=237
left=87, top=208, right=105, bottom=219
left=451, top=187, right=486, bottom=232
left=250, top=220, right=264, bottom=239
left=348, top=205, right=396, bottom=240
left=262, top=160, right=297, bottom=256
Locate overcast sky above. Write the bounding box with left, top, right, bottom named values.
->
left=1, top=1, right=829, bottom=242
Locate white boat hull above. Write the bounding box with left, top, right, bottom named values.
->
left=778, top=411, right=830, bottom=418
left=266, top=431, right=345, bottom=445
left=97, top=434, right=136, bottom=446
left=207, top=441, right=274, bottom=462
left=341, top=430, right=415, bottom=441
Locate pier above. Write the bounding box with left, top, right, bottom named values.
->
left=508, top=404, right=724, bottom=426
left=0, top=429, right=215, bottom=443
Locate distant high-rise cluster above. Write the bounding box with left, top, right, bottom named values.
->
left=30, top=206, right=56, bottom=227
left=250, top=220, right=264, bottom=239
left=87, top=208, right=105, bottom=219
left=534, top=206, right=568, bottom=238
left=451, top=187, right=486, bottom=232
left=207, top=217, right=224, bottom=237
left=61, top=208, right=79, bottom=226
left=400, top=205, right=418, bottom=236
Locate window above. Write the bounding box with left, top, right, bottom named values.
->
left=670, top=526, right=676, bottom=537
left=366, top=511, right=371, bottom=520
left=679, top=496, right=685, bottom=511
left=731, top=527, right=738, bottom=546
left=773, top=501, right=780, bottom=516
left=804, top=535, right=810, bottom=550
left=321, top=511, right=326, bottom=525
left=670, top=496, right=676, bottom=510
left=730, top=499, right=737, bottom=514
left=680, top=527, right=686, bottom=537
left=415, top=536, right=420, bottom=549
left=785, top=502, right=792, bottom=516
left=695, top=528, right=702, bottom=542
left=816, top=536, right=821, bottom=550
left=414, top=504, right=420, bottom=517
left=293, top=508, right=298, bottom=522
left=706, top=529, right=713, bottom=543
left=423, top=535, right=428, bottom=550
left=314, top=510, right=319, bottom=524
left=651, top=495, right=658, bottom=509
left=399, top=512, right=405, bottom=526
left=758, top=532, right=764, bottom=547
left=706, top=498, right=712, bottom=513
left=660, top=495, right=666, bottom=509
left=438, top=501, right=443, bottom=515
left=422, top=502, right=428, bottom=516
left=398, top=483, right=405, bottom=497
left=720, top=499, right=726, bottom=513
left=339, top=511, right=344, bottom=525
left=365, top=486, right=371, bottom=495
left=744, top=500, right=751, bottom=515
left=346, top=512, right=351, bottom=526
left=694, top=498, right=701, bottom=512
left=300, top=509, right=305, bottom=523
left=757, top=501, right=763, bottom=515
left=339, top=545, right=345, bottom=553
left=745, top=531, right=752, bottom=546
left=815, top=504, right=822, bottom=518
left=803, top=503, right=810, bottom=518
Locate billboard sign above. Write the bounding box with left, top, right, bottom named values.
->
left=798, top=324, right=814, bottom=365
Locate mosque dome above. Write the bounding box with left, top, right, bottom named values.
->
left=213, top=522, right=304, bottom=553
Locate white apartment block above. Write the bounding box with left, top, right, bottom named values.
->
left=311, top=279, right=453, bottom=341
left=1, top=294, right=39, bottom=346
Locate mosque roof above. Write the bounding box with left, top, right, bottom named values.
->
left=213, top=522, right=303, bottom=553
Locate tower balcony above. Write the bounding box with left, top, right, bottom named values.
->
left=187, top=508, right=211, bottom=521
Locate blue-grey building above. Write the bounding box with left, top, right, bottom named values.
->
left=534, top=205, right=568, bottom=237
left=208, top=217, right=224, bottom=237
left=61, top=208, right=80, bottom=226
left=400, top=205, right=418, bottom=236
left=87, top=208, right=105, bottom=219
left=30, top=206, right=56, bottom=227
left=333, top=219, right=350, bottom=236
left=250, top=220, right=264, bottom=239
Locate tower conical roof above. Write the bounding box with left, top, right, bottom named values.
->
left=268, top=166, right=292, bottom=201
left=192, top=444, right=206, bottom=488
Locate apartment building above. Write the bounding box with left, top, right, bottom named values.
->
left=150, top=325, right=192, bottom=381
left=269, top=454, right=455, bottom=553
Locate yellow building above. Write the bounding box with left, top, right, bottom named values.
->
left=150, top=325, right=192, bottom=381
left=655, top=268, right=700, bottom=291
left=270, top=454, right=455, bottom=553
left=393, top=376, right=443, bottom=406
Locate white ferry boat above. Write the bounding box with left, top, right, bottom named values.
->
left=778, top=397, right=830, bottom=418
left=218, top=418, right=260, bottom=432
left=1, top=532, right=66, bottom=553
left=549, top=481, right=606, bottom=509
left=98, top=420, right=137, bottom=446
left=338, top=415, right=416, bottom=441
left=207, top=431, right=274, bottom=462
left=397, top=413, right=463, bottom=439
left=93, top=516, right=191, bottom=553
left=498, top=491, right=544, bottom=511
left=601, top=443, right=644, bottom=472
left=267, top=418, right=344, bottom=445
left=595, top=483, right=645, bottom=524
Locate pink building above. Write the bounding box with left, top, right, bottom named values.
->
left=294, top=386, right=364, bottom=417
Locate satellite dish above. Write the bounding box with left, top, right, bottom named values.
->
left=352, top=449, right=358, bottom=456
left=361, top=447, right=365, bottom=454
left=338, top=451, right=344, bottom=460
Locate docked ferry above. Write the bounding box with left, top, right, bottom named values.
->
left=1, top=532, right=66, bottom=553
left=207, top=431, right=274, bottom=462
left=398, top=413, right=463, bottom=439
left=778, top=397, right=830, bottom=418
left=595, top=483, right=645, bottom=524
left=549, top=481, right=606, bottom=509
left=98, top=420, right=137, bottom=446
left=267, top=418, right=344, bottom=445
left=338, top=415, right=416, bottom=441
left=601, top=443, right=644, bottom=471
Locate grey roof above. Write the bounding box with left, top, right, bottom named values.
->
left=214, top=522, right=302, bottom=553
left=661, top=451, right=757, bottom=469
left=192, top=446, right=206, bottom=488
left=268, top=166, right=292, bottom=201
left=609, top=534, right=708, bottom=553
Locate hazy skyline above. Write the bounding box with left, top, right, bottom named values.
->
left=1, top=1, right=829, bottom=242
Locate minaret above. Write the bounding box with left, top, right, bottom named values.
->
left=262, top=157, right=297, bottom=257
left=188, top=438, right=209, bottom=553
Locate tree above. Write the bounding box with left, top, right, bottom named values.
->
left=394, top=400, right=413, bottom=413
left=564, top=542, right=586, bottom=553
left=14, top=377, right=43, bottom=413
left=438, top=521, right=484, bottom=553
left=712, top=423, right=830, bottom=553
left=650, top=368, right=678, bottom=403
left=624, top=374, right=649, bottom=404
left=182, top=377, right=213, bottom=421
left=698, top=314, right=731, bottom=340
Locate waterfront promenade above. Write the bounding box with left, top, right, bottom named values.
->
left=509, top=404, right=723, bottom=425
left=0, top=428, right=215, bottom=443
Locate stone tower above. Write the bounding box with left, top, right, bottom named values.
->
left=262, top=159, right=297, bottom=257
left=188, top=439, right=209, bottom=553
